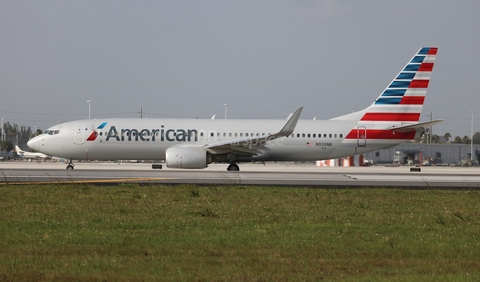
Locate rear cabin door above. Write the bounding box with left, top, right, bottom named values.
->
left=357, top=126, right=366, bottom=147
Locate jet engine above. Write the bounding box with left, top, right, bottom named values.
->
left=165, top=146, right=212, bottom=169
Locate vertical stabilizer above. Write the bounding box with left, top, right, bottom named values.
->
left=338, top=47, right=438, bottom=143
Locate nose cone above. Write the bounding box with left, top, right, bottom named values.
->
left=27, top=136, right=42, bottom=152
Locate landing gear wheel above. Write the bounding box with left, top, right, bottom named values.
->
left=227, top=163, right=240, bottom=171
left=66, top=159, right=75, bottom=169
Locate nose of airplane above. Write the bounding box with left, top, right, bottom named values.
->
left=27, top=136, right=42, bottom=151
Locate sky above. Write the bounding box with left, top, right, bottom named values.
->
left=1, top=1, right=479, bottom=138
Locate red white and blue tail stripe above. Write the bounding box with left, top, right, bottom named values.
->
left=345, top=47, right=437, bottom=143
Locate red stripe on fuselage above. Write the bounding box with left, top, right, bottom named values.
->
left=361, top=113, right=420, bottom=121
left=345, top=129, right=416, bottom=140
left=400, top=96, right=425, bottom=105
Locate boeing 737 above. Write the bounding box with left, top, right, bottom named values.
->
left=15, top=145, right=49, bottom=160
left=28, top=47, right=442, bottom=170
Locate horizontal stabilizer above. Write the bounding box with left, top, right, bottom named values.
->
left=391, top=120, right=443, bottom=133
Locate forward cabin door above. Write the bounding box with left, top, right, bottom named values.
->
left=74, top=124, right=85, bottom=145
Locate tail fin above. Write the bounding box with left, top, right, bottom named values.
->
left=15, top=145, right=25, bottom=154
left=361, top=47, right=437, bottom=123
left=332, top=47, right=437, bottom=122
left=338, top=47, right=438, bottom=143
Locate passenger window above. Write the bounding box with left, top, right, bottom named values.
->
left=329, top=134, right=332, bottom=138
left=313, top=134, right=316, bottom=138
left=324, top=134, right=327, bottom=138
left=297, top=133, right=300, bottom=138
left=307, top=134, right=311, bottom=138
left=334, top=134, right=337, bottom=138
left=340, top=134, right=343, bottom=138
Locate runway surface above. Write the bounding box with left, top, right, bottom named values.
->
left=1, top=161, right=480, bottom=188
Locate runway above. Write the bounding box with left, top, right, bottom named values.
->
left=1, top=161, right=480, bottom=188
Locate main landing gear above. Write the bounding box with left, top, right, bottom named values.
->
left=227, top=163, right=240, bottom=171
left=66, top=159, right=75, bottom=169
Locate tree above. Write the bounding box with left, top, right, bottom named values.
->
left=453, top=136, right=462, bottom=144
left=444, top=132, right=451, bottom=143
left=431, top=134, right=440, bottom=144
left=473, top=132, right=480, bottom=144
left=462, top=135, right=471, bottom=144
left=1, top=121, right=33, bottom=138
left=0, top=140, right=14, bottom=159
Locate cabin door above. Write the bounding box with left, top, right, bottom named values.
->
left=357, top=126, right=366, bottom=147
left=74, top=124, right=85, bottom=145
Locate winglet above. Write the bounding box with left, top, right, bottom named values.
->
left=271, top=107, right=303, bottom=138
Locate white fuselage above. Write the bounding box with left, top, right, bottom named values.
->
left=27, top=117, right=409, bottom=162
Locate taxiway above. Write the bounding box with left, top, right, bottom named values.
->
left=1, top=161, right=480, bottom=188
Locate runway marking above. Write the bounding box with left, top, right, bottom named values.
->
left=0, top=177, right=173, bottom=185
left=347, top=175, right=480, bottom=182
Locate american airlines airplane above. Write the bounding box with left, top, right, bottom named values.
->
left=15, top=145, right=49, bottom=160
left=28, top=47, right=441, bottom=171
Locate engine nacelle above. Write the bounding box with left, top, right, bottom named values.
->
left=165, top=146, right=211, bottom=169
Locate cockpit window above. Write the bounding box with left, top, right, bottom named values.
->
left=44, top=129, right=60, bottom=135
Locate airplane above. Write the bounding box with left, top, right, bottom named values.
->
left=15, top=145, right=49, bottom=160
left=27, top=47, right=442, bottom=171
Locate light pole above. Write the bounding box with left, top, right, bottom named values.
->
left=1, top=117, right=3, bottom=141
left=224, top=103, right=228, bottom=119
left=471, top=110, right=474, bottom=161
left=34, top=126, right=37, bottom=137
left=87, top=100, right=92, bottom=119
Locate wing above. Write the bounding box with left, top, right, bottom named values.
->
left=204, top=107, right=303, bottom=155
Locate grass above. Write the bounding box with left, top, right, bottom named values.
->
left=0, top=184, right=479, bottom=281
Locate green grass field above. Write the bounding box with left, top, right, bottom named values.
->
left=1, top=184, right=479, bottom=281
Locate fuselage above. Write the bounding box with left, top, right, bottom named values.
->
left=27, top=117, right=412, bottom=162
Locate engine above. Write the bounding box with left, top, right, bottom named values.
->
left=165, top=146, right=212, bottom=169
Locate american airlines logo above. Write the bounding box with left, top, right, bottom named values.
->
left=86, top=122, right=108, bottom=141
left=103, top=125, right=199, bottom=142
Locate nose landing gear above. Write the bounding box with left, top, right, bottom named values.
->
left=66, top=159, right=75, bottom=169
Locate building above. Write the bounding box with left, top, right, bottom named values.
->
left=363, top=143, right=480, bottom=165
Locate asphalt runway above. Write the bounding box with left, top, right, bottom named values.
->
left=2, top=161, right=480, bottom=188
